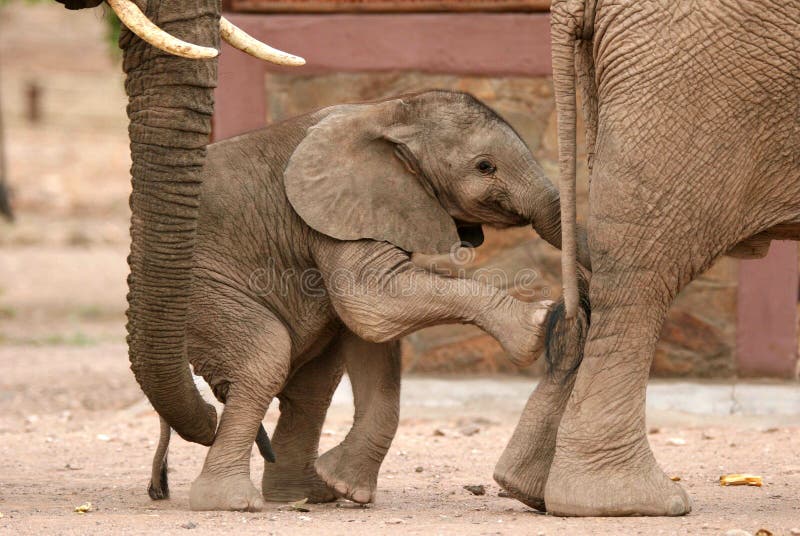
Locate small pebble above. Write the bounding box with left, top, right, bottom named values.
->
left=385, top=518, right=404, bottom=525
left=724, top=530, right=751, bottom=536
left=459, top=425, right=481, bottom=437
left=667, top=437, right=687, bottom=446
left=415, top=466, right=424, bottom=473
left=463, top=485, right=486, bottom=496
left=180, top=521, right=197, bottom=530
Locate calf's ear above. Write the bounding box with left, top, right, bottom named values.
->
left=284, top=102, right=459, bottom=255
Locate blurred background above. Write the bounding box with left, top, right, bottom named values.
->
left=0, top=0, right=797, bottom=383
left=0, top=3, right=797, bottom=533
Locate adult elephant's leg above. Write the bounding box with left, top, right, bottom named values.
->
left=543, top=145, right=693, bottom=516
left=261, top=340, right=345, bottom=504
left=544, top=267, right=690, bottom=516
left=494, top=278, right=590, bottom=511
left=316, top=334, right=401, bottom=504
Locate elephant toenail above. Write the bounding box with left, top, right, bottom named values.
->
left=666, top=495, right=688, bottom=516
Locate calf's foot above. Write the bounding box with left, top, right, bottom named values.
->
left=315, top=441, right=379, bottom=504
left=493, top=404, right=558, bottom=511
left=189, top=472, right=264, bottom=512
left=262, top=461, right=336, bottom=503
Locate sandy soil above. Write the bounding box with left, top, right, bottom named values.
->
left=0, top=342, right=798, bottom=535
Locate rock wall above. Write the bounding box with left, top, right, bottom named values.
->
left=263, top=71, right=739, bottom=377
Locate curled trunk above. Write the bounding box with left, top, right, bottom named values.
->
left=122, top=0, right=220, bottom=445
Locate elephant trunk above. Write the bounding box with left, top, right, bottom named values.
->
left=526, top=177, right=591, bottom=272
left=122, top=0, right=220, bottom=446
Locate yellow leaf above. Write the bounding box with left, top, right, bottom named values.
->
left=719, top=474, right=763, bottom=487
left=74, top=502, right=92, bottom=514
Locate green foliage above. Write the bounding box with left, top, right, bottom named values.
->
left=105, top=9, right=121, bottom=58
left=0, top=0, right=122, bottom=59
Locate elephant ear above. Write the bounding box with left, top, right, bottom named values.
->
left=284, top=103, right=459, bottom=255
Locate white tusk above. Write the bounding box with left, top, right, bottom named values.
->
left=106, top=0, right=218, bottom=60
left=220, top=17, right=305, bottom=66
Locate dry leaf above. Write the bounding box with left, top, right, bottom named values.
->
left=670, top=476, right=681, bottom=481
left=755, top=529, right=773, bottom=536
left=288, top=498, right=310, bottom=512
left=74, top=502, right=92, bottom=514
left=720, top=474, right=763, bottom=487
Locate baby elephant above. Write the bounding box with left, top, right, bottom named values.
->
left=149, top=90, right=586, bottom=511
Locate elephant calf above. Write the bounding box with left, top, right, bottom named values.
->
left=149, top=90, right=584, bottom=511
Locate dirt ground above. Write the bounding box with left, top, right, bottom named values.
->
left=0, top=342, right=798, bottom=535
left=1, top=2, right=799, bottom=535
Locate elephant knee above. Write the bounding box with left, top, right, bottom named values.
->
left=331, top=294, right=402, bottom=344
left=345, top=318, right=398, bottom=345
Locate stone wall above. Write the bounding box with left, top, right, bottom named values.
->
left=263, top=71, right=739, bottom=377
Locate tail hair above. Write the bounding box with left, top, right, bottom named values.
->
left=544, top=270, right=591, bottom=382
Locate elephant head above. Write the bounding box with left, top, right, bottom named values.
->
left=56, top=0, right=302, bottom=445
left=285, top=91, right=592, bottom=266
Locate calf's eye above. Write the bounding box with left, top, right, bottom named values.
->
left=476, top=159, right=496, bottom=175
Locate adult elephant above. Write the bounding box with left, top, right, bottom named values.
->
left=498, top=0, right=799, bottom=517
left=54, top=0, right=302, bottom=447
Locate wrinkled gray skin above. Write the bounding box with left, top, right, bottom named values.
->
left=496, top=0, right=800, bottom=517
left=58, top=0, right=223, bottom=453
left=160, top=90, right=588, bottom=512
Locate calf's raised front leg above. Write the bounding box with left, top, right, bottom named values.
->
left=314, top=239, right=551, bottom=367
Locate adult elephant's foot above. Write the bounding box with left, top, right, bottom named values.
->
left=262, top=461, right=336, bottom=503
left=315, top=441, right=378, bottom=504
left=189, top=472, right=264, bottom=512
left=544, top=437, right=691, bottom=516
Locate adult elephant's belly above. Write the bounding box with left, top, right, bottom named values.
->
left=726, top=222, right=800, bottom=259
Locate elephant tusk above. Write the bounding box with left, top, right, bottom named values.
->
left=220, top=17, right=305, bottom=66
left=106, top=0, right=218, bottom=60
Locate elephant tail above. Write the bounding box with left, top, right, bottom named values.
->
left=256, top=423, right=276, bottom=463
left=550, top=0, right=595, bottom=319
left=148, top=416, right=171, bottom=500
